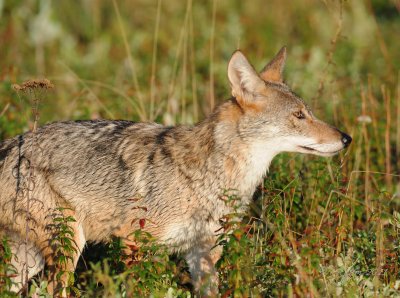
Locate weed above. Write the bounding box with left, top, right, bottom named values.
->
left=81, top=229, right=190, bottom=297
left=45, top=207, right=80, bottom=297
left=0, top=236, right=18, bottom=297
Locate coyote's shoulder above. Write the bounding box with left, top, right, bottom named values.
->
left=0, top=47, right=351, bottom=296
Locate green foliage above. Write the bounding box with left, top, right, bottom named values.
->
left=81, top=229, right=190, bottom=297
left=46, top=207, right=80, bottom=297
left=122, top=229, right=179, bottom=296
left=216, top=194, right=286, bottom=297
left=0, top=236, right=18, bottom=297
left=28, top=280, right=51, bottom=298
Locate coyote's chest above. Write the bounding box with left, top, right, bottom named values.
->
left=158, top=212, right=222, bottom=252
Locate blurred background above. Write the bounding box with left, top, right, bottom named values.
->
left=0, top=0, right=400, bottom=296
left=0, top=0, right=398, bottom=132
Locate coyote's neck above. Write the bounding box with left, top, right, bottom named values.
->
left=191, top=100, right=278, bottom=203
left=234, top=141, right=278, bottom=199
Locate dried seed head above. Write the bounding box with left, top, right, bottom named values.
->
left=12, top=79, right=54, bottom=92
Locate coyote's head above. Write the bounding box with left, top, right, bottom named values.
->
left=225, top=47, right=351, bottom=157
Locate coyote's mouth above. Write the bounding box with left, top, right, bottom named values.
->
left=299, top=145, right=341, bottom=156
left=300, top=145, right=317, bottom=152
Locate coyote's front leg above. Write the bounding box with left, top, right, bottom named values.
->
left=185, top=239, right=222, bottom=297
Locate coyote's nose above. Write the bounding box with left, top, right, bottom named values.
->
left=341, top=132, right=352, bottom=148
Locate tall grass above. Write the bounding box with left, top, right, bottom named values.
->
left=0, top=0, right=399, bottom=296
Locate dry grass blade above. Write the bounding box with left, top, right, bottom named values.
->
left=112, top=0, right=146, bottom=120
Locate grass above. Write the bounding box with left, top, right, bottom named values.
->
left=0, top=0, right=400, bottom=296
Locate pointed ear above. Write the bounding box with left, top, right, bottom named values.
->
left=260, top=46, right=287, bottom=83
left=228, top=50, right=266, bottom=103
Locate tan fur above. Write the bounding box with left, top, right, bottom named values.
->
left=0, top=47, right=351, bottom=296
left=260, top=47, right=287, bottom=82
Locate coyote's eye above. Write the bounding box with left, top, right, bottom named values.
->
left=293, top=111, right=305, bottom=119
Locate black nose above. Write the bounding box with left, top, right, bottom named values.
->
left=341, top=132, right=352, bottom=148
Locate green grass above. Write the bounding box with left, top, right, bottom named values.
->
left=0, top=0, right=400, bottom=296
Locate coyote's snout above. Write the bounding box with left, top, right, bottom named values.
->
left=0, top=47, right=351, bottom=296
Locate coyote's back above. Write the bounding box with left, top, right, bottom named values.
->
left=0, top=47, right=351, bottom=296
left=0, top=119, right=229, bottom=242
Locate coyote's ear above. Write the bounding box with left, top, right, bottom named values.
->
left=260, top=46, right=287, bottom=83
left=228, top=50, right=266, bottom=103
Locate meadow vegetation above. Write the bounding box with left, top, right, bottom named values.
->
left=0, top=0, right=399, bottom=296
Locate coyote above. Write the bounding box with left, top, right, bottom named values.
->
left=0, top=47, right=351, bottom=296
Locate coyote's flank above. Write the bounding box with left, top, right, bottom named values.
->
left=0, top=47, right=351, bottom=296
